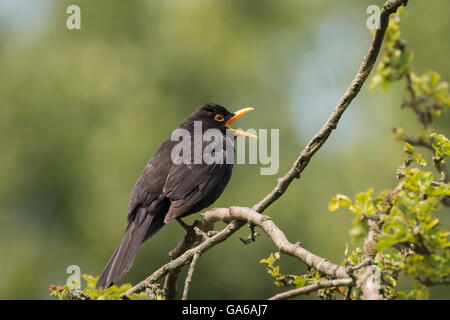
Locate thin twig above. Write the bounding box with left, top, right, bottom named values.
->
left=346, top=258, right=373, bottom=273
left=268, top=278, right=354, bottom=300
left=400, top=136, right=434, bottom=151
left=162, top=232, right=200, bottom=300
left=419, top=277, right=450, bottom=287
left=433, top=156, right=449, bottom=184
left=182, top=253, right=200, bottom=300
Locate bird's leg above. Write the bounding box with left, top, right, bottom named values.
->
left=176, top=218, right=196, bottom=242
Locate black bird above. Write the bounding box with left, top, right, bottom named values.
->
left=96, top=103, right=255, bottom=289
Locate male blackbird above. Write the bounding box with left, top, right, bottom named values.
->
left=96, top=103, right=255, bottom=289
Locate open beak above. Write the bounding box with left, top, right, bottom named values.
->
left=226, top=107, right=257, bottom=138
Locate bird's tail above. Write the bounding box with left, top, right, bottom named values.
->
left=95, top=207, right=161, bottom=289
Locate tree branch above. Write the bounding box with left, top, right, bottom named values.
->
left=356, top=185, right=405, bottom=300
left=121, top=207, right=349, bottom=298
left=122, top=0, right=408, bottom=300
left=254, top=0, right=409, bottom=213
left=357, top=219, right=384, bottom=300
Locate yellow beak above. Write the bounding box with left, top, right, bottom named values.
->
left=226, top=107, right=257, bottom=138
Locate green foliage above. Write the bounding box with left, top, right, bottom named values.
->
left=49, top=274, right=160, bottom=300
left=49, top=283, right=78, bottom=300
left=404, top=143, right=427, bottom=167
left=260, top=252, right=346, bottom=299
left=344, top=245, right=363, bottom=266
left=260, top=252, right=332, bottom=292
left=410, top=71, right=450, bottom=115
left=370, top=8, right=449, bottom=127
left=369, top=8, right=413, bottom=92
left=331, top=139, right=450, bottom=299
left=395, top=281, right=429, bottom=300
left=260, top=252, right=308, bottom=288
left=329, top=189, right=382, bottom=243
left=431, top=133, right=450, bottom=159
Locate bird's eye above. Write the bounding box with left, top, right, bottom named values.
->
left=214, top=114, right=224, bottom=122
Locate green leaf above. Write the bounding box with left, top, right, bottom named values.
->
left=294, top=276, right=307, bottom=288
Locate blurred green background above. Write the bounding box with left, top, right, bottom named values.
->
left=0, top=0, right=449, bottom=299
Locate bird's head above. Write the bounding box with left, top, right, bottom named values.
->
left=181, top=103, right=256, bottom=138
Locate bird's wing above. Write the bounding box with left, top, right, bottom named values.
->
left=126, top=138, right=174, bottom=221
left=163, top=162, right=229, bottom=220
left=162, top=139, right=232, bottom=222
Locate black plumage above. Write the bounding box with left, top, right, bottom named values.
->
left=96, top=103, right=254, bottom=289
